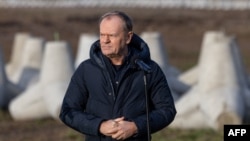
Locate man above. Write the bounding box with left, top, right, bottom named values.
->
left=59, top=11, right=176, bottom=141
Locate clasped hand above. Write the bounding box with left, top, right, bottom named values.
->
left=99, top=117, right=138, bottom=140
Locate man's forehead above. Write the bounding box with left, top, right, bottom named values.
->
left=100, top=18, right=123, bottom=32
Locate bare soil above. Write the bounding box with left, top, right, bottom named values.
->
left=0, top=7, right=249, bottom=141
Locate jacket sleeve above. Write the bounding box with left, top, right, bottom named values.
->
left=132, top=63, right=177, bottom=137
left=59, top=63, right=104, bottom=136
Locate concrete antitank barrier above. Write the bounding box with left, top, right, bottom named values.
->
left=140, top=31, right=189, bottom=100
left=140, top=32, right=169, bottom=73
left=39, top=41, right=74, bottom=85
left=197, top=31, right=250, bottom=129
left=6, top=32, right=32, bottom=84
left=171, top=31, right=250, bottom=130
left=40, top=41, right=74, bottom=119
left=16, top=37, right=45, bottom=90
left=0, top=47, right=23, bottom=109
left=75, top=33, right=98, bottom=69
left=178, top=66, right=199, bottom=86
left=9, top=41, right=74, bottom=120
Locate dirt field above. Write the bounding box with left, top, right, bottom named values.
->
left=0, top=7, right=250, bottom=141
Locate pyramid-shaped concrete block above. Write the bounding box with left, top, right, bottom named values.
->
left=9, top=41, right=74, bottom=120
left=6, top=32, right=32, bottom=84
left=171, top=31, right=250, bottom=130
left=16, top=37, right=45, bottom=89
left=140, top=31, right=189, bottom=100
left=19, top=37, right=45, bottom=70
left=39, top=41, right=74, bottom=84
left=40, top=41, right=74, bottom=119
left=140, top=32, right=169, bottom=72
left=75, top=33, right=98, bottom=69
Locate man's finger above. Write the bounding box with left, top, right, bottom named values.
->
left=113, top=116, right=125, bottom=122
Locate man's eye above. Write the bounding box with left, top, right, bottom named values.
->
left=100, top=34, right=117, bottom=38
left=110, top=34, right=118, bottom=37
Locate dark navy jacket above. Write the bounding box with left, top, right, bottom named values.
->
left=59, top=34, right=176, bottom=141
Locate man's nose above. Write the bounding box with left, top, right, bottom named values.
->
left=104, top=35, right=110, bottom=43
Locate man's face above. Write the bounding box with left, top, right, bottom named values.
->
left=99, top=16, right=132, bottom=58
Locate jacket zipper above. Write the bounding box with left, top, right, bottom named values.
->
left=105, top=70, right=116, bottom=101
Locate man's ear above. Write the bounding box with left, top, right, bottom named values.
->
left=126, top=31, right=133, bottom=44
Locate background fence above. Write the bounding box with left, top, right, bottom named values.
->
left=1, top=0, right=250, bottom=10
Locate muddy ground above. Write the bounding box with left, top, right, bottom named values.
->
left=0, top=7, right=249, bottom=141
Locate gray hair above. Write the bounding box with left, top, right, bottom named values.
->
left=99, top=11, right=133, bottom=32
